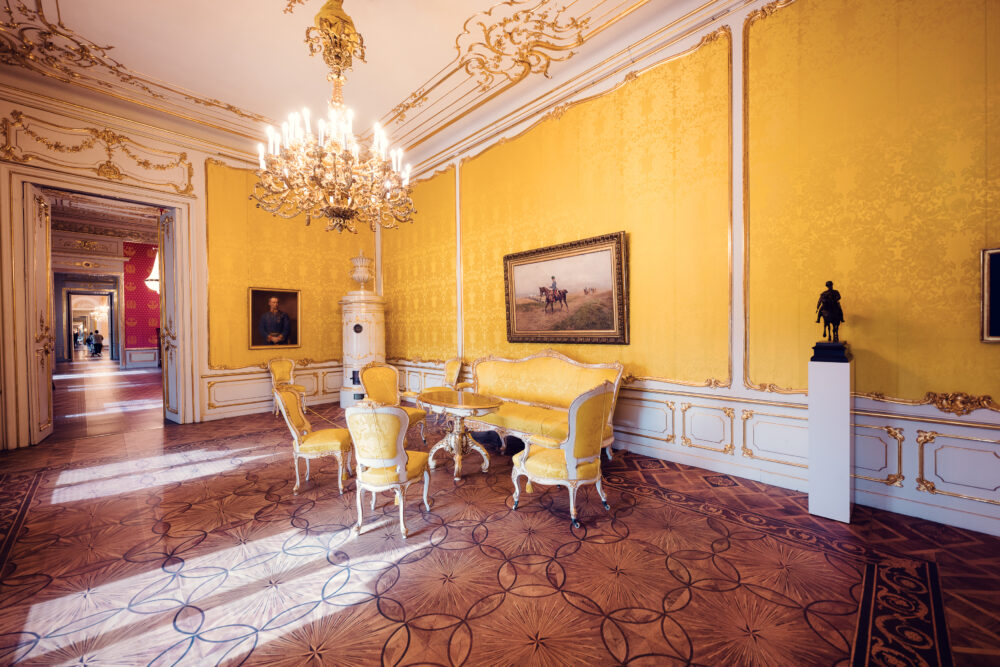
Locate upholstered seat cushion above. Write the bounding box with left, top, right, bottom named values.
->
left=299, top=427, right=352, bottom=455
left=513, top=446, right=599, bottom=480
left=359, top=450, right=429, bottom=485
left=475, top=403, right=612, bottom=442
left=401, top=406, right=426, bottom=424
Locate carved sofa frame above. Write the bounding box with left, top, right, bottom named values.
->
left=462, top=349, right=624, bottom=460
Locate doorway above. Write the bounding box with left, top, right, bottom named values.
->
left=29, top=185, right=173, bottom=442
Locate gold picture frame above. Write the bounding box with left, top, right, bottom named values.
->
left=984, top=248, right=1000, bottom=342
left=503, top=231, right=629, bottom=344
left=249, top=287, right=301, bottom=349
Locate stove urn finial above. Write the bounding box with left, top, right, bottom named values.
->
left=350, top=249, right=374, bottom=291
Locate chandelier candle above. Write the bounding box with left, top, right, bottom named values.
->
left=251, top=0, right=415, bottom=234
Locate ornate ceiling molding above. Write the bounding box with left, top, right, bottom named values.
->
left=2, top=109, right=194, bottom=194
left=0, top=0, right=270, bottom=135
left=379, top=0, right=652, bottom=151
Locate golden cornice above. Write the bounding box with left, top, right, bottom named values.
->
left=2, top=109, right=195, bottom=194
left=382, top=0, right=654, bottom=152
left=419, top=1, right=734, bottom=176
left=0, top=0, right=271, bottom=134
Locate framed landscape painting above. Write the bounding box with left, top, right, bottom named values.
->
left=249, top=287, right=300, bottom=349
left=504, top=231, right=629, bottom=344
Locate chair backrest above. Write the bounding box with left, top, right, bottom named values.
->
left=268, top=358, right=295, bottom=390
left=360, top=362, right=400, bottom=405
left=563, top=381, right=616, bottom=480
left=345, top=403, right=409, bottom=484
left=443, top=358, right=462, bottom=388
left=275, top=384, right=312, bottom=445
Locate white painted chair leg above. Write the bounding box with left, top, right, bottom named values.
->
left=305, top=458, right=311, bottom=482
left=569, top=484, right=580, bottom=528
left=511, top=469, right=522, bottom=509
left=354, top=483, right=364, bottom=533
left=604, top=445, right=613, bottom=461
left=370, top=490, right=376, bottom=510
left=397, top=487, right=408, bottom=538
left=419, top=420, right=426, bottom=445
left=293, top=455, right=301, bottom=494
left=336, top=454, right=345, bottom=495
left=422, top=470, right=432, bottom=511
left=596, top=477, right=610, bottom=511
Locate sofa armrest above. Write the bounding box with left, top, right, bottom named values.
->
left=528, top=434, right=564, bottom=449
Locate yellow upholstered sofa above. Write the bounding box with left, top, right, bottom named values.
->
left=463, top=349, right=624, bottom=459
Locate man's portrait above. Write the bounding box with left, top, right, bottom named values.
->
left=249, top=288, right=300, bottom=349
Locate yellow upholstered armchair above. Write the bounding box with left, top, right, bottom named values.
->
left=359, top=362, right=427, bottom=445
left=268, top=358, right=306, bottom=415
left=274, top=385, right=353, bottom=494
left=511, top=381, right=616, bottom=528
left=401, top=358, right=470, bottom=401
left=346, top=402, right=432, bottom=538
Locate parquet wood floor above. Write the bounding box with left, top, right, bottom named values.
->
left=51, top=357, right=164, bottom=442
left=0, top=405, right=995, bottom=665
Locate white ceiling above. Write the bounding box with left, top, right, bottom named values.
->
left=59, top=0, right=499, bottom=132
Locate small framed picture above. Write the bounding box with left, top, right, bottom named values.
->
left=503, top=231, right=629, bottom=344
left=249, top=287, right=300, bottom=349
left=984, top=248, right=1000, bottom=342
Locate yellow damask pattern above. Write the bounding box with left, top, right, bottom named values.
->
left=206, top=162, right=374, bottom=368
left=746, top=0, right=1000, bottom=398
left=459, top=35, right=731, bottom=381
left=383, top=167, right=458, bottom=360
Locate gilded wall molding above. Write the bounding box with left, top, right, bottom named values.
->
left=915, top=430, right=1000, bottom=505
left=852, top=424, right=904, bottom=487
left=1, top=110, right=194, bottom=194
left=0, top=0, right=270, bottom=134
left=739, top=409, right=806, bottom=467
left=380, top=0, right=653, bottom=151
left=680, top=402, right=735, bottom=455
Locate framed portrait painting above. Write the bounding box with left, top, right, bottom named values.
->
left=503, top=231, right=629, bottom=344
left=249, top=287, right=300, bottom=349
left=984, top=248, right=1000, bottom=342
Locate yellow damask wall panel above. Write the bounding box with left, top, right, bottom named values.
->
left=206, top=162, right=374, bottom=368
left=383, top=167, right=458, bottom=360
left=746, top=0, right=1000, bottom=398
left=460, top=33, right=731, bottom=381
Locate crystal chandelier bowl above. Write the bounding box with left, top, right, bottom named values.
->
left=251, top=0, right=414, bottom=234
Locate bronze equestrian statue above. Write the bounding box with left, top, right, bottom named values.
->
left=816, top=280, right=844, bottom=342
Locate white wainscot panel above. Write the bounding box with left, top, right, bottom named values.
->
left=918, top=430, right=1000, bottom=505
left=740, top=410, right=807, bottom=468
left=613, top=397, right=674, bottom=443
left=124, top=347, right=159, bottom=368
left=321, top=369, right=342, bottom=394
left=406, top=371, right=421, bottom=392
left=680, top=403, right=734, bottom=455
left=295, top=371, right=319, bottom=398
left=853, top=424, right=903, bottom=486
left=207, top=377, right=271, bottom=409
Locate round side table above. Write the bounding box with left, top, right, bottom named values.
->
left=418, top=390, right=501, bottom=481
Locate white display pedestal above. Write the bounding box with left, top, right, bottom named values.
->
left=807, top=343, right=853, bottom=523
left=339, top=290, right=385, bottom=408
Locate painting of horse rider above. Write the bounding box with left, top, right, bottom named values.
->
left=503, top=232, right=629, bottom=344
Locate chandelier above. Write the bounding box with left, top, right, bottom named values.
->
left=252, top=0, right=414, bottom=233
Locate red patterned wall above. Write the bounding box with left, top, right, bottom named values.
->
left=123, top=242, right=160, bottom=349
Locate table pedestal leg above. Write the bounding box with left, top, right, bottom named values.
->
left=427, top=413, right=490, bottom=481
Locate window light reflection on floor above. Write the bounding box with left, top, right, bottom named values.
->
left=54, top=447, right=259, bottom=487
left=52, top=369, right=161, bottom=380
left=62, top=399, right=164, bottom=419
left=48, top=452, right=271, bottom=504
left=21, top=522, right=428, bottom=664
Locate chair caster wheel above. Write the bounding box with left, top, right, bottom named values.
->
left=571, top=519, right=581, bottom=529
left=602, top=502, right=611, bottom=511
left=512, top=500, right=519, bottom=510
